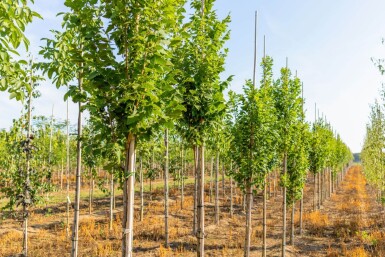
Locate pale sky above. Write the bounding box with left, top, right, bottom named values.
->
left=1, top=1, right=385, bottom=153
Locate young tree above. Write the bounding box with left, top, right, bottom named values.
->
left=272, top=63, right=303, bottom=257
left=174, top=0, right=230, bottom=255
left=231, top=64, right=277, bottom=256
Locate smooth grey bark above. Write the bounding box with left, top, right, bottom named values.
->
left=22, top=88, right=32, bottom=257
left=122, top=135, right=136, bottom=257
left=66, top=85, right=70, bottom=237
left=71, top=65, right=83, bottom=257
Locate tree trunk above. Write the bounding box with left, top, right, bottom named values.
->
left=122, top=134, right=136, bottom=257
left=196, top=145, right=205, bottom=257
left=193, top=146, right=198, bottom=234
left=210, top=157, right=214, bottom=203
left=71, top=70, right=83, bottom=257
left=299, top=189, right=303, bottom=236
left=318, top=172, right=321, bottom=209
left=89, top=170, right=93, bottom=215
left=244, top=182, right=253, bottom=257
left=230, top=162, right=233, bottom=218
left=110, top=172, right=114, bottom=230
left=22, top=89, right=33, bottom=257
left=140, top=156, right=144, bottom=222
left=66, top=84, right=70, bottom=238
left=181, top=147, right=184, bottom=210
left=290, top=202, right=295, bottom=246
left=61, top=159, right=64, bottom=191
left=262, top=175, right=267, bottom=257
left=282, top=153, right=287, bottom=257
left=222, top=162, right=225, bottom=200
left=313, top=173, right=316, bottom=211
left=164, top=129, right=169, bottom=247
left=215, top=151, right=220, bottom=225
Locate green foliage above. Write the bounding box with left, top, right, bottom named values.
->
left=230, top=56, right=277, bottom=191
left=0, top=0, right=41, bottom=99
left=175, top=0, right=231, bottom=146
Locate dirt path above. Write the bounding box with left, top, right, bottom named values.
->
left=294, top=165, right=385, bottom=257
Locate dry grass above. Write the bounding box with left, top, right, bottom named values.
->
left=302, top=211, right=329, bottom=236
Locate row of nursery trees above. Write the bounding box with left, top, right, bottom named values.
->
left=0, top=0, right=352, bottom=257
left=361, top=52, right=385, bottom=204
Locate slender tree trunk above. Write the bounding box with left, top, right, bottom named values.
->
left=71, top=67, right=83, bottom=257
left=222, top=162, right=225, bottom=200
left=290, top=202, right=295, bottom=246
left=61, top=159, right=64, bottom=191
left=215, top=151, right=220, bottom=225
left=230, top=162, right=233, bottom=218
left=122, top=134, right=136, bottom=257
left=66, top=85, right=70, bottom=238
left=181, top=147, right=184, bottom=210
left=193, top=146, right=198, bottom=235
left=244, top=182, right=253, bottom=257
left=140, top=156, right=144, bottom=222
left=262, top=175, right=267, bottom=257
left=89, top=170, right=93, bottom=215
left=282, top=153, right=287, bottom=257
left=329, top=168, right=332, bottom=197
left=318, top=172, right=321, bottom=209
left=313, top=173, right=316, bottom=211
left=22, top=88, right=33, bottom=257
left=110, top=172, right=114, bottom=230
left=196, top=145, right=205, bottom=257
left=299, top=189, right=303, bottom=236
left=210, top=157, right=214, bottom=203
left=164, top=129, right=169, bottom=247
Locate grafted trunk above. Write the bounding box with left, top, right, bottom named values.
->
left=121, top=135, right=136, bottom=257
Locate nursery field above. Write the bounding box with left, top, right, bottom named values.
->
left=1, top=165, right=384, bottom=257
